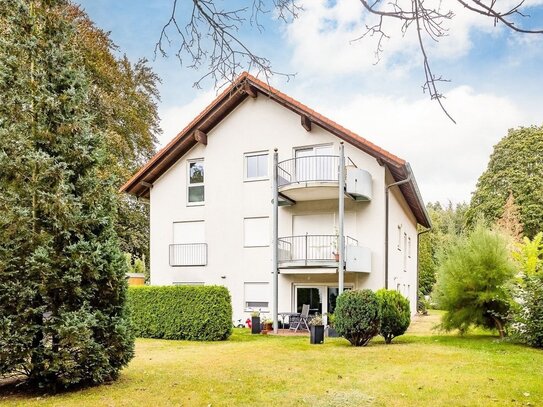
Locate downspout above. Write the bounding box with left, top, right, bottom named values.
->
left=384, top=173, right=411, bottom=289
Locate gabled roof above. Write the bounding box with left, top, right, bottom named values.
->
left=121, top=72, right=431, bottom=227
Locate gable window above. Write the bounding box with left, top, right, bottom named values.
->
left=397, top=225, right=402, bottom=250
left=188, top=159, right=204, bottom=204
left=245, top=152, right=268, bottom=180
left=408, top=237, right=412, bottom=258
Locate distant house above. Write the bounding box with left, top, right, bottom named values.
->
left=121, top=73, right=431, bottom=324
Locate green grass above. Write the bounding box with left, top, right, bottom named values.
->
left=1, top=311, right=542, bottom=406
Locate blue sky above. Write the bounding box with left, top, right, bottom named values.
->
left=77, top=0, right=543, bottom=204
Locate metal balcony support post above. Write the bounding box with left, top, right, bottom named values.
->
left=272, top=149, right=279, bottom=334
left=338, top=142, right=345, bottom=294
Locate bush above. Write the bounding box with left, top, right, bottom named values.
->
left=513, top=274, right=543, bottom=348
left=335, top=290, right=380, bottom=346
left=376, top=289, right=411, bottom=344
left=128, top=286, right=232, bottom=341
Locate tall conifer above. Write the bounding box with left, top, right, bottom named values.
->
left=0, top=0, right=134, bottom=390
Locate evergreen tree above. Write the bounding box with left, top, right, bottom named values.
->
left=68, top=5, right=161, bottom=267
left=467, top=125, right=543, bottom=239
left=434, top=225, right=515, bottom=338
left=0, top=0, right=133, bottom=390
left=418, top=201, right=468, bottom=295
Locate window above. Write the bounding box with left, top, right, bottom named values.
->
left=245, top=152, right=268, bottom=180
left=244, top=217, right=269, bottom=247
left=403, top=232, right=408, bottom=271
left=397, top=225, right=402, bottom=250
left=294, top=144, right=334, bottom=182
left=173, top=221, right=205, bottom=244
left=188, top=159, right=204, bottom=204
left=396, top=283, right=401, bottom=292
left=408, top=237, right=412, bottom=258
left=171, top=221, right=206, bottom=266
left=244, top=282, right=270, bottom=311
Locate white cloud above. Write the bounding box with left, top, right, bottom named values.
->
left=306, top=85, right=538, bottom=204
left=158, top=90, right=217, bottom=147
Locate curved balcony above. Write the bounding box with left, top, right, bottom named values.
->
left=278, top=155, right=340, bottom=201
left=277, top=155, right=372, bottom=202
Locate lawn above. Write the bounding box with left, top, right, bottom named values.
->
left=1, top=311, right=542, bottom=407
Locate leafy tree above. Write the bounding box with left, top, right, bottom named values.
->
left=376, top=289, right=411, bottom=344
left=418, top=201, right=468, bottom=295
left=495, top=192, right=524, bottom=243
left=511, top=233, right=543, bottom=348
left=467, top=125, right=543, bottom=239
left=0, top=0, right=133, bottom=390
left=434, top=225, right=515, bottom=338
left=512, top=233, right=543, bottom=277
left=68, top=4, right=161, bottom=266
left=335, top=290, right=380, bottom=347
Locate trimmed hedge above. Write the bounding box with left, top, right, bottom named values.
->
left=128, top=285, right=232, bottom=341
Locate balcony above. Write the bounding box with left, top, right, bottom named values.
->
left=169, top=243, right=207, bottom=266
left=277, top=155, right=372, bottom=202
left=278, top=234, right=371, bottom=273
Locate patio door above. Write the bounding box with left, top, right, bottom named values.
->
left=295, top=286, right=324, bottom=315
left=295, top=144, right=334, bottom=183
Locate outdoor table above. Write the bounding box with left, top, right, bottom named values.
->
left=278, top=312, right=299, bottom=329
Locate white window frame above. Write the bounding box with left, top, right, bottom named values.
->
left=187, top=158, right=204, bottom=206
left=397, top=225, right=402, bottom=251
left=243, top=217, right=270, bottom=248
left=244, top=151, right=269, bottom=181
left=408, top=236, right=412, bottom=258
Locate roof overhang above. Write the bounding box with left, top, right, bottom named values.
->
left=121, top=72, right=431, bottom=228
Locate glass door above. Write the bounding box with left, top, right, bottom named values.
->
left=295, top=286, right=324, bottom=315
left=294, top=144, right=334, bottom=183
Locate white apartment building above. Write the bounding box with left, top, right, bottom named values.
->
left=121, top=73, right=431, bottom=325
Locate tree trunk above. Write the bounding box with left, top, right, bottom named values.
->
left=491, top=315, right=505, bottom=338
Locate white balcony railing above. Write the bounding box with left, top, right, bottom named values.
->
left=277, top=155, right=339, bottom=187
left=277, top=234, right=358, bottom=266
left=169, top=243, right=207, bottom=266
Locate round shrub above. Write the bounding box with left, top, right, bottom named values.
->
left=376, top=289, right=411, bottom=344
left=335, top=289, right=380, bottom=346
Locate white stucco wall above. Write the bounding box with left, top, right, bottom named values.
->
left=149, top=95, right=421, bottom=320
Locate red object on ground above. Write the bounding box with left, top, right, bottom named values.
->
left=246, top=318, right=251, bottom=328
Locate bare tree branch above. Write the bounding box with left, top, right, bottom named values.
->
left=157, top=0, right=543, bottom=122
left=155, top=0, right=300, bottom=90
left=358, top=0, right=543, bottom=122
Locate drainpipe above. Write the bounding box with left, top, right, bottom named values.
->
left=338, top=143, right=345, bottom=294
left=272, top=149, right=279, bottom=334
left=384, top=173, right=411, bottom=289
